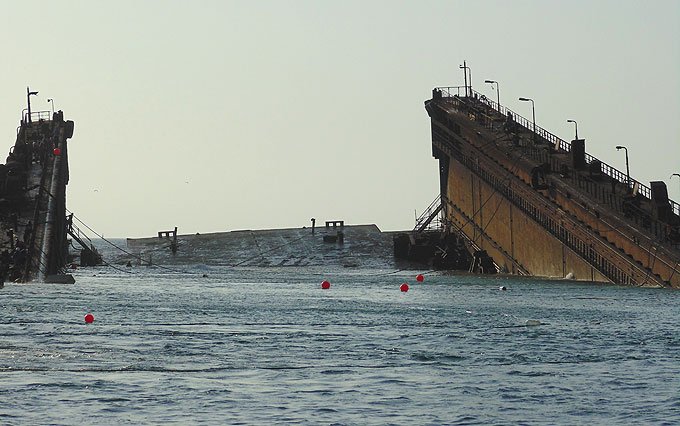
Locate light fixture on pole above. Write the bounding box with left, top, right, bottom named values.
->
left=616, top=145, right=630, bottom=190
left=518, top=97, right=536, bottom=140
left=671, top=173, right=680, bottom=197
left=484, top=80, right=500, bottom=106
left=459, top=61, right=471, bottom=97
left=47, top=98, right=54, bottom=116
left=26, top=87, right=39, bottom=123
left=567, top=119, right=578, bottom=140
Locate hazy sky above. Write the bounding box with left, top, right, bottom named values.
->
left=1, top=0, right=678, bottom=237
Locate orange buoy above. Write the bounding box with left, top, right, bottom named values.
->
left=400, top=283, right=409, bottom=292
left=321, top=280, right=331, bottom=289
left=84, top=313, right=94, bottom=323
left=53, top=148, right=61, bottom=156
left=416, top=274, right=424, bottom=282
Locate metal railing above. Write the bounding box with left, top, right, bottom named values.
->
left=23, top=110, right=52, bottom=123
left=68, top=220, right=97, bottom=252
left=433, top=86, right=680, bottom=217
left=413, top=194, right=443, bottom=233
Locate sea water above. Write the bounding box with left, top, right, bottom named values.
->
left=1, top=256, right=679, bottom=424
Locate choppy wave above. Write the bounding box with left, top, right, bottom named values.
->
left=0, top=266, right=678, bottom=425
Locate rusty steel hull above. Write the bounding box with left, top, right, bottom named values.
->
left=426, top=88, right=680, bottom=288
left=0, top=110, right=74, bottom=282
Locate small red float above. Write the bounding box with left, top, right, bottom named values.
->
left=321, top=280, right=331, bottom=290
left=53, top=148, right=61, bottom=156
left=416, top=274, right=424, bottom=282
left=400, top=283, right=409, bottom=292
left=84, top=313, right=95, bottom=323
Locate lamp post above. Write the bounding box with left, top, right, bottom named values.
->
left=484, top=80, right=500, bottom=106
left=616, top=145, right=630, bottom=190
left=47, top=98, right=54, bottom=115
left=26, top=86, right=39, bottom=123
left=671, top=173, right=680, bottom=198
left=518, top=97, right=535, bottom=139
left=459, top=61, right=471, bottom=97
left=567, top=119, right=578, bottom=140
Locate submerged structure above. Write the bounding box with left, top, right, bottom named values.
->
left=0, top=90, right=99, bottom=283
left=126, top=223, right=398, bottom=270
left=414, top=81, right=679, bottom=288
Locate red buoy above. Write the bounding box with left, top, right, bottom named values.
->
left=416, top=274, right=424, bottom=282
left=321, top=280, right=331, bottom=289
left=400, top=283, right=409, bottom=292
left=53, top=148, right=61, bottom=156
left=84, top=313, right=94, bottom=323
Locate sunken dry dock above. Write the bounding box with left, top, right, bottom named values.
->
left=0, top=103, right=99, bottom=284
left=425, top=85, right=680, bottom=287
left=0, top=109, right=73, bottom=283
left=125, top=224, right=403, bottom=270
left=5, top=77, right=679, bottom=289
left=124, top=82, right=680, bottom=288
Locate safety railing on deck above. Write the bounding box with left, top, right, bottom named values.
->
left=22, top=110, right=52, bottom=123
left=68, top=220, right=98, bottom=255
left=413, top=194, right=443, bottom=233
left=433, top=86, right=680, bottom=217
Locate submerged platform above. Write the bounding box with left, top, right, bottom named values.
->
left=126, top=224, right=406, bottom=270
